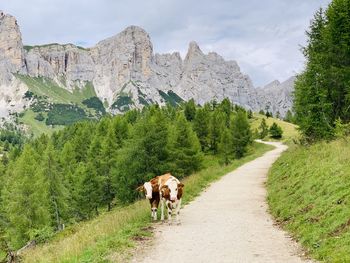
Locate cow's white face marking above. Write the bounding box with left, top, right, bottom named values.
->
left=144, top=182, right=152, bottom=199
left=167, top=180, right=178, bottom=201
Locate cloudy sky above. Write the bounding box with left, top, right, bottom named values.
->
left=2, top=0, right=330, bottom=86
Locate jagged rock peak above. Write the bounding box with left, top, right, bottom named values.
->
left=263, top=79, right=281, bottom=89
left=0, top=10, right=25, bottom=73
left=186, top=41, right=204, bottom=59
left=121, top=25, right=149, bottom=35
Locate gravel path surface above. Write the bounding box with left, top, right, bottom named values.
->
left=132, top=141, right=313, bottom=263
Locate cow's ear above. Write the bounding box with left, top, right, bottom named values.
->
left=178, top=183, right=184, bottom=188
left=136, top=185, right=145, bottom=192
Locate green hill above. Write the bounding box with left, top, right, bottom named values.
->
left=16, top=75, right=105, bottom=136
left=267, top=138, right=350, bottom=262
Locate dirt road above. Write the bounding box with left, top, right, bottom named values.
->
left=133, top=141, right=312, bottom=263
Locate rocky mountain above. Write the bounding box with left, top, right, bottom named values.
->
left=256, top=77, right=295, bottom=116
left=0, top=10, right=294, bottom=129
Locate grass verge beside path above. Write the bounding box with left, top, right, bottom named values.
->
left=267, top=139, right=350, bottom=262
left=23, top=142, right=274, bottom=263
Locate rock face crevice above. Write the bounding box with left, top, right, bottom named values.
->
left=0, top=11, right=294, bottom=117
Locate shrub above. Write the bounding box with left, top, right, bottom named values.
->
left=46, top=104, right=87, bottom=126
left=269, top=122, right=283, bottom=139
left=35, top=113, right=45, bottom=122
left=82, top=97, right=106, bottom=115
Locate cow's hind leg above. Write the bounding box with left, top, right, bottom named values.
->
left=175, top=199, right=182, bottom=225
left=160, top=198, right=165, bottom=221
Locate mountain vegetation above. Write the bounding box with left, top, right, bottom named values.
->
left=294, top=0, right=350, bottom=141
left=268, top=138, right=350, bottom=261
left=268, top=1, right=350, bottom=261
left=0, top=99, right=254, bottom=258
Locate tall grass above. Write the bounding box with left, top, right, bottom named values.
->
left=22, top=142, right=273, bottom=263
left=267, top=139, right=350, bottom=262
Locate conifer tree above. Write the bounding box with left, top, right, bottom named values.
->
left=219, top=98, right=232, bottom=127
left=168, top=113, right=202, bottom=177
left=100, top=124, right=119, bottom=211
left=231, top=111, right=252, bottom=158
left=209, top=110, right=226, bottom=153
left=1, top=145, right=51, bottom=248
left=269, top=122, right=283, bottom=139
left=258, top=118, right=269, bottom=139
left=115, top=109, right=169, bottom=203
left=75, top=163, right=100, bottom=219
left=184, top=99, right=196, bottom=121
left=218, top=128, right=233, bottom=165
left=193, top=105, right=211, bottom=151
left=40, top=142, right=69, bottom=230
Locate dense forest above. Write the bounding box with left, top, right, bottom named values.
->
left=0, top=99, right=254, bottom=252
left=294, top=0, right=350, bottom=141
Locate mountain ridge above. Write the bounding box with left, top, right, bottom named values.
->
left=0, top=10, right=294, bottom=126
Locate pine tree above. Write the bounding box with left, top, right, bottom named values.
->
left=258, top=118, right=269, bottom=139
left=40, top=143, right=69, bottom=230
left=115, top=109, right=169, bottom=203
left=294, top=8, right=333, bottom=140
left=112, top=116, right=129, bottom=147
left=231, top=111, right=252, bottom=159
left=168, top=113, right=202, bottom=177
left=247, top=110, right=253, bottom=119
left=209, top=110, right=226, bottom=153
left=269, top=122, right=283, bottom=139
left=75, top=163, right=100, bottom=219
left=293, top=1, right=350, bottom=140
left=59, top=141, right=78, bottom=218
left=193, top=105, right=211, bottom=151
left=218, top=128, right=233, bottom=165
left=284, top=110, right=295, bottom=123
left=184, top=99, right=196, bottom=121
left=1, top=145, right=51, bottom=248
left=219, top=98, right=232, bottom=127
left=100, top=124, right=119, bottom=211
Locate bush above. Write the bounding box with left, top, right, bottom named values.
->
left=46, top=104, right=87, bottom=126
left=82, top=97, right=106, bottom=115
left=269, top=122, right=283, bottom=139
left=34, top=113, right=45, bottom=122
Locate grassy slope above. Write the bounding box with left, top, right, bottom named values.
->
left=17, top=75, right=97, bottom=105
left=267, top=139, right=350, bottom=262
left=250, top=114, right=300, bottom=142
left=19, top=110, right=63, bottom=137
left=22, top=142, right=274, bottom=263
left=16, top=75, right=98, bottom=136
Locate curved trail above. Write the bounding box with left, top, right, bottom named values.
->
left=132, top=141, right=312, bottom=263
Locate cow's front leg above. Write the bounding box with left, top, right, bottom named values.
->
left=167, top=201, right=173, bottom=224
left=151, top=208, right=157, bottom=221
left=175, top=199, right=182, bottom=224
left=160, top=198, right=165, bottom=221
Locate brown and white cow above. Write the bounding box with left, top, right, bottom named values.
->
left=159, top=174, right=184, bottom=224
left=136, top=177, right=160, bottom=220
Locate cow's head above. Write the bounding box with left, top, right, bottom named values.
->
left=136, top=182, right=152, bottom=199
left=136, top=181, right=159, bottom=200
left=161, top=181, right=184, bottom=201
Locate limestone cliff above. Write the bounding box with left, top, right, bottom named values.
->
left=0, top=10, right=294, bottom=119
